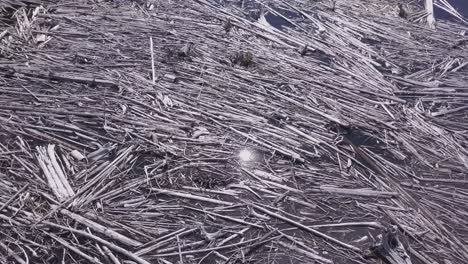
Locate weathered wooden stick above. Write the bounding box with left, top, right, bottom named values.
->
left=46, top=232, right=105, bottom=264
left=57, top=207, right=143, bottom=247
left=0, top=242, right=27, bottom=264
left=316, top=186, right=399, bottom=198
left=425, top=0, right=435, bottom=29
left=253, top=204, right=361, bottom=252
left=150, top=37, right=156, bottom=85
left=184, top=206, right=263, bottom=228
left=151, top=188, right=234, bottom=206
left=42, top=221, right=151, bottom=264
left=0, top=183, right=29, bottom=212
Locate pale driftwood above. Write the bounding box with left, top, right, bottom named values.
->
left=310, top=221, right=384, bottom=229
left=42, top=220, right=151, bottom=264
left=317, top=186, right=399, bottom=198
left=151, top=188, right=233, bottom=206
left=425, top=0, right=436, bottom=29
left=253, top=204, right=361, bottom=252
left=103, top=246, right=122, bottom=264
left=150, top=37, right=156, bottom=85
left=57, top=207, right=143, bottom=247
left=46, top=232, right=105, bottom=264
left=36, top=145, right=74, bottom=201
left=70, top=150, right=86, bottom=161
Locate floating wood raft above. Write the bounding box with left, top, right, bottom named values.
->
left=1, top=0, right=467, bottom=263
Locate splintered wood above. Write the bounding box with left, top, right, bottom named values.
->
left=0, top=0, right=467, bottom=264
left=36, top=144, right=75, bottom=201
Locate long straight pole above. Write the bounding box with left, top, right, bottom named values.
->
left=425, top=0, right=435, bottom=29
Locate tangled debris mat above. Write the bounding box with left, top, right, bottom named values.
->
left=1, top=0, right=468, bottom=263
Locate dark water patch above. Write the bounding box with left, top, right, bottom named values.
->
left=342, top=127, right=382, bottom=147
left=275, top=7, right=302, bottom=20
left=265, top=12, right=294, bottom=29
left=265, top=8, right=302, bottom=29
left=434, top=0, right=468, bottom=20
left=209, top=0, right=302, bottom=29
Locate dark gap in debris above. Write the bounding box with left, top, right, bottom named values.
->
left=311, top=49, right=334, bottom=66
left=361, top=37, right=381, bottom=46
left=327, top=123, right=384, bottom=149
left=342, top=128, right=381, bottom=148
left=264, top=7, right=302, bottom=30
left=230, top=50, right=254, bottom=67
left=274, top=7, right=302, bottom=20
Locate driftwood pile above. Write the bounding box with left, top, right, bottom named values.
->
left=1, top=0, right=467, bottom=263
